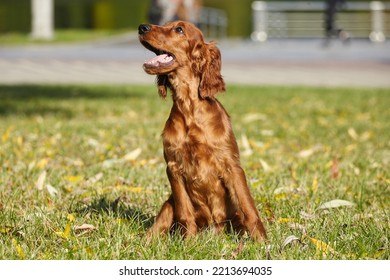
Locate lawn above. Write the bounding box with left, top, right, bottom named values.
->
left=0, top=84, right=389, bottom=260
left=0, top=29, right=133, bottom=46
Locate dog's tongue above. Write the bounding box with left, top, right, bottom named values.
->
left=144, top=54, right=173, bottom=67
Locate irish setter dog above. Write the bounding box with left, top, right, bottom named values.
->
left=138, top=21, right=266, bottom=241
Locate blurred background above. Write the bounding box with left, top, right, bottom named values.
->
left=0, top=0, right=389, bottom=87
left=0, top=0, right=389, bottom=39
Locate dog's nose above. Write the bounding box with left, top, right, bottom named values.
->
left=138, top=24, right=151, bottom=35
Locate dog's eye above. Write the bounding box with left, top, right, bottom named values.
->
left=175, top=27, right=184, bottom=34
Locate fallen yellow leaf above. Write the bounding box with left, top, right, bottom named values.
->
left=63, top=223, right=71, bottom=237
left=263, top=203, right=274, bottom=221
left=65, top=175, right=83, bottom=184
left=126, top=186, right=144, bottom=193
left=0, top=226, right=13, bottom=234
left=16, top=136, right=23, bottom=146
left=12, top=238, right=26, bottom=259
left=2, top=127, right=13, bottom=142
left=290, top=166, right=298, bottom=183
left=111, top=185, right=150, bottom=193
left=274, top=193, right=287, bottom=201
left=55, top=222, right=71, bottom=240
left=307, top=236, right=335, bottom=255
left=311, top=175, right=318, bottom=193
left=277, top=217, right=296, bottom=224
left=67, top=213, right=75, bottom=222
left=37, top=158, right=49, bottom=169
left=84, top=246, right=93, bottom=256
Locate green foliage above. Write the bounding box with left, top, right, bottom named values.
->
left=0, top=84, right=389, bottom=260
left=203, top=0, right=254, bottom=37
left=0, top=0, right=31, bottom=33
left=1, top=0, right=385, bottom=37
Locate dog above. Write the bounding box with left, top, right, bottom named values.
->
left=138, top=21, right=266, bottom=241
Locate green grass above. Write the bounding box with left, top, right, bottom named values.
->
left=0, top=84, right=389, bottom=260
left=0, top=29, right=133, bottom=46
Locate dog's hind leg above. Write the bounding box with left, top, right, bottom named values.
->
left=224, top=166, right=267, bottom=241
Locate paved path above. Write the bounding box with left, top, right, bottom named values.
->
left=1, top=34, right=389, bottom=88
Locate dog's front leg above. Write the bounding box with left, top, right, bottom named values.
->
left=166, top=163, right=197, bottom=238
left=146, top=195, right=175, bottom=240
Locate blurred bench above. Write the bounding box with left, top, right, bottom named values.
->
left=199, top=7, right=228, bottom=38
left=251, top=1, right=389, bottom=42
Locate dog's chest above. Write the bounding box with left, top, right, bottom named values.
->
left=165, top=120, right=212, bottom=167
left=162, top=100, right=232, bottom=182
left=164, top=113, right=225, bottom=179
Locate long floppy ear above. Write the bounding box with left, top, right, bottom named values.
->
left=156, top=75, right=168, bottom=98
left=198, top=43, right=225, bottom=99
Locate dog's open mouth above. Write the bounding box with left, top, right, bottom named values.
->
left=142, top=42, right=175, bottom=68
left=144, top=53, right=174, bottom=68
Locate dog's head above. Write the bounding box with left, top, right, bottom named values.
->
left=138, top=21, right=225, bottom=99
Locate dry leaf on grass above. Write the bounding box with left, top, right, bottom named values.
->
left=123, top=148, right=142, bottom=161
left=318, top=199, right=355, bottom=210
left=241, top=134, right=253, bottom=157
left=74, top=224, right=96, bottom=232
left=36, top=170, right=47, bottom=190
left=278, top=218, right=307, bottom=233
left=102, top=148, right=143, bottom=168
left=242, top=113, right=267, bottom=123
left=282, top=235, right=301, bottom=249
left=331, top=158, right=340, bottom=179
left=299, top=210, right=315, bottom=220
left=348, top=127, right=359, bottom=140
left=46, top=184, right=58, bottom=197
left=297, top=145, right=322, bottom=158
left=259, top=159, right=272, bottom=172
left=102, top=158, right=120, bottom=168
left=287, top=223, right=307, bottom=234
left=84, top=172, right=103, bottom=187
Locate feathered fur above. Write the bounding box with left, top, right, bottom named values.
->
left=138, top=21, right=266, bottom=241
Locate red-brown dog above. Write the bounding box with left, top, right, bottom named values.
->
left=139, top=21, right=266, bottom=241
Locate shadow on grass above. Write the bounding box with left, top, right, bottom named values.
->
left=0, top=84, right=150, bottom=116
left=74, top=196, right=154, bottom=230
left=0, top=84, right=146, bottom=100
